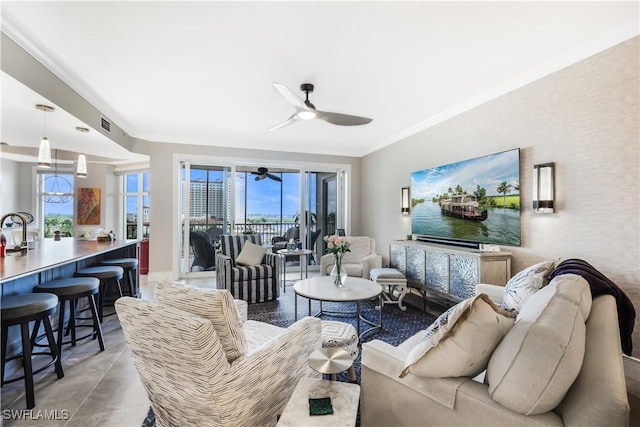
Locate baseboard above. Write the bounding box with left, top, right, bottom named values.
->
left=624, top=355, right=640, bottom=397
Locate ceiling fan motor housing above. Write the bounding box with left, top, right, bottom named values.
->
left=300, top=83, right=314, bottom=93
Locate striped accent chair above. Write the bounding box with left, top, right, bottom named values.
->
left=116, top=295, right=322, bottom=427
left=216, top=235, right=280, bottom=303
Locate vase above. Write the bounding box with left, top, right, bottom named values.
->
left=330, top=258, right=348, bottom=287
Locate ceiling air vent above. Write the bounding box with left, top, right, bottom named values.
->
left=100, top=116, right=111, bottom=133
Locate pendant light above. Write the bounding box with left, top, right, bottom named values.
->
left=75, top=126, right=89, bottom=178
left=36, top=104, right=54, bottom=168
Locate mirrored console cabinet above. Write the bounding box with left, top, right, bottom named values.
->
left=389, top=241, right=512, bottom=304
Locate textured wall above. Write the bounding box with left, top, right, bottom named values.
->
left=361, top=37, right=639, bottom=357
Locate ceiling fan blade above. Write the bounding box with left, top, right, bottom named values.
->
left=272, top=82, right=307, bottom=110
left=317, top=111, right=373, bottom=126
left=268, top=113, right=299, bottom=131
left=267, top=174, right=282, bottom=182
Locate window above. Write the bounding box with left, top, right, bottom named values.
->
left=39, top=170, right=75, bottom=237
left=121, top=171, right=150, bottom=240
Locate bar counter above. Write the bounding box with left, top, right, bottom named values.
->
left=1, top=238, right=139, bottom=294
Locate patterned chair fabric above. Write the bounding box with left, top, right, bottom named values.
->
left=115, top=296, right=322, bottom=427
left=216, top=235, right=280, bottom=303
left=320, top=236, right=383, bottom=279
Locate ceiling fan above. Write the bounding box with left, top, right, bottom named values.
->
left=251, top=167, right=282, bottom=182
left=269, top=82, right=373, bottom=131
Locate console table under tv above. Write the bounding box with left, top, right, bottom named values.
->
left=389, top=241, right=511, bottom=308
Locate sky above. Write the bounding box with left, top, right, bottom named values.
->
left=189, top=169, right=307, bottom=218
left=411, top=149, right=520, bottom=199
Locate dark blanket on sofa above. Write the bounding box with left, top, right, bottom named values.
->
left=549, top=258, right=635, bottom=355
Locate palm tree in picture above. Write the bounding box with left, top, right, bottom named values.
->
left=496, top=181, right=512, bottom=208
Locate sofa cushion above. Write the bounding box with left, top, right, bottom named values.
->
left=501, top=260, right=555, bottom=313
left=154, top=279, right=246, bottom=362
left=235, top=241, right=268, bottom=266
left=487, top=274, right=591, bottom=415
left=400, top=294, right=515, bottom=378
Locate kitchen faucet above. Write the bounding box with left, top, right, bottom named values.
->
left=1, top=212, right=28, bottom=254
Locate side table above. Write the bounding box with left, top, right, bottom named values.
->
left=276, top=377, right=360, bottom=427
left=277, top=248, right=312, bottom=292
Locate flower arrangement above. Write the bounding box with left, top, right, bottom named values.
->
left=323, top=234, right=353, bottom=256
left=323, top=234, right=353, bottom=287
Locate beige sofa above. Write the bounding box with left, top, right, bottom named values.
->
left=361, top=275, right=630, bottom=426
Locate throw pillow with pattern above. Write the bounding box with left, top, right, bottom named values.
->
left=501, top=260, right=556, bottom=313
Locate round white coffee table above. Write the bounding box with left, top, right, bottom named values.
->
left=293, top=276, right=383, bottom=338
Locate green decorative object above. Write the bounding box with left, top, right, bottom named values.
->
left=309, top=397, right=333, bottom=416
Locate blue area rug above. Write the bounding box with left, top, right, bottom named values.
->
left=142, top=285, right=441, bottom=426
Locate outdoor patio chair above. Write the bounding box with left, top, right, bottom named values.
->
left=190, top=231, right=216, bottom=272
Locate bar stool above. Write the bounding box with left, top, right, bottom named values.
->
left=32, top=278, right=105, bottom=358
left=100, top=258, right=139, bottom=297
left=75, top=266, right=124, bottom=322
left=1, top=293, right=64, bottom=409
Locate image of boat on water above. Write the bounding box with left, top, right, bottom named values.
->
left=439, top=194, right=487, bottom=221
left=410, top=149, right=521, bottom=246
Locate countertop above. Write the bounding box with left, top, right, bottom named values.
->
left=1, top=238, right=138, bottom=282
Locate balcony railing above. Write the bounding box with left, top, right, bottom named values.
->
left=128, top=221, right=321, bottom=247
left=186, top=222, right=298, bottom=244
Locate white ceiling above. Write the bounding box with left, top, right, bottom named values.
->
left=1, top=1, right=638, bottom=164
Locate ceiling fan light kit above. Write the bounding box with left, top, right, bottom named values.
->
left=36, top=104, right=54, bottom=168
left=297, top=110, right=317, bottom=120
left=270, top=82, right=372, bottom=131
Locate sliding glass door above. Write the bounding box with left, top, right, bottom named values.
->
left=177, top=159, right=348, bottom=278
left=179, top=161, right=232, bottom=275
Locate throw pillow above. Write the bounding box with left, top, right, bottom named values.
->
left=154, top=279, right=246, bottom=362
left=501, top=260, right=555, bottom=313
left=487, top=274, right=591, bottom=415
left=235, top=241, right=267, bottom=266
left=400, top=294, right=515, bottom=378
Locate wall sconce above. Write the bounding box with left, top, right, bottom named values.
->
left=36, top=104, right=54, bottom=168
left=533, top=162, right=555, bottom=213
left=402, top=187, right=410, bottom=215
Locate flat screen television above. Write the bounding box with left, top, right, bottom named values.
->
left=410, top=148, right=521, bottom=248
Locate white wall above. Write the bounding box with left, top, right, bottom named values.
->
left=360, top=37, right=640, bottom=357
left=0, top=157, right=19, bottom=215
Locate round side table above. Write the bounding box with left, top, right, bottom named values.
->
left=308, top=347, right=353, bottom=381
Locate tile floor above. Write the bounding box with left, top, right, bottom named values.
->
left=2, top=273, right=639, bottom=427
left=1, top=276, right=155, bottom=427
